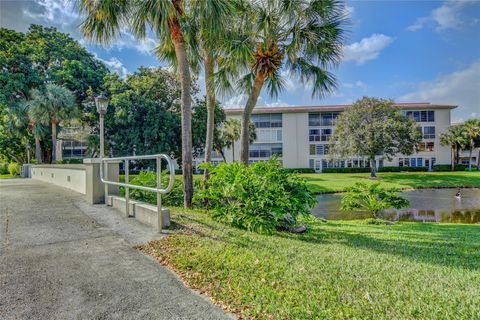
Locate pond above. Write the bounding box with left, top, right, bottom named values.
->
left=312, top=188, right=480, bottom=223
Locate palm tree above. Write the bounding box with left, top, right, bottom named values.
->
left=30, top=84, right=77, bottom=163
left=218, top=118, right=256, bottom=162
left=79, top=0, right=225, bottom=207
left=218, top=0, right=347, bottom=163
left=463, top=119, right=480, bottom=171
left=440, top=124, right=467, bottom=171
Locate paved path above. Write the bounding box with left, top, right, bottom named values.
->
left=0, top=179, right=231, bottom=320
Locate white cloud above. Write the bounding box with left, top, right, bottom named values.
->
left=343, top=34, right=394, bottom=65
left=399, top=59, right=480, bottom=121
left=343, top=80, right=367, bottom=90
left=94, top=54, right=129, bottom=78
left=407, top=0, right=477, bottom=32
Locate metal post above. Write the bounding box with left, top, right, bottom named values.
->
left=26, top=143, right=31, bottom=164
left=104, top=161, right=108, bottom=204
left=99, top=113, right=105, bottom=158
left=156, top=156, right=163, bottom=232
left=125, top=159, right=130, bottom=217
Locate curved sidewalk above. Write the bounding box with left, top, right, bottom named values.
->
left=0, top=179, right=232, bottom=320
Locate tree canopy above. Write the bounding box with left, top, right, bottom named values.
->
left=329, top=97, right=421, bottom=177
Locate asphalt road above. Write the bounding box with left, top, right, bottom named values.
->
left=0, top=179, right=232, bottom=320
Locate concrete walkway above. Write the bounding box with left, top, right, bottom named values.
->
left=0, top=179, right=232, bottom=320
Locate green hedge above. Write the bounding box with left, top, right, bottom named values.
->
left=8, top=163, right=21, bottom=176
left=283, top=168, right=315, bottom=174
left=378, top=166, right=428, bottom=172
left=432, top=164, right=468, bottom=172
left=322, top=167, right=371, bottom=173
left=56, top=158, right=84, bottom=164
left=0, top=163, right=9, bottom=175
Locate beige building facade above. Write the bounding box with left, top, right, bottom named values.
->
left=212, top=103, right=456, bottom=172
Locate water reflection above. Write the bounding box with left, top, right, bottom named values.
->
left=312, top=188, right=480, bottom=224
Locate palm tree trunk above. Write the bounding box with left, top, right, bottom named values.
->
left=370, top=157, right=377, bottom=178
left=51, top=121, right=57, bottom=164
left=231, top=140, right=235, bottom=162
left=477, top=148, right=480, bottom=169
left=451, top=146, right=455, bottom=171
left=203, top=51, right=215, bottom=183
left=240, top=72, right=266, bottom=164
left=170, top=10, right=193, bottom=208
left=35, top=137, right=42, bottom=164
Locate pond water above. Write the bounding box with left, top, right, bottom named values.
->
left=312, top=188, right=480, bottom=223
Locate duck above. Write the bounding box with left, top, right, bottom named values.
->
left=455, top=189, right=462, bottom=199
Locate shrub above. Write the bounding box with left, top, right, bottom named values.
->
left=0, top=163, right=9, bottom=174
left=340, top=182, right=409, bottom=219
left=123, top=171, right=194, bottom=207
left=433, top=164, right=468, bottom=172
left=378, top=166, right=428, bottom=172
left=322, top=167, right=371, bottom=173
left=196, top=158, right=316, bottom=234
left=283, top=168, right=315, bottom=173
left=8, top=163, right=21, bottom=176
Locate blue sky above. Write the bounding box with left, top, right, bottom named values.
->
left=1, top=0, right=479, bottom=122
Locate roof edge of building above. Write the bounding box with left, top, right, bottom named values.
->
left=223, top=102, right=458, bottom=114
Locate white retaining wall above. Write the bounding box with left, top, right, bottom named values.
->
left=31, top=164, right=87, bottom=194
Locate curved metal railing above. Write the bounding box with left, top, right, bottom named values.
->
left=100, top=154, right=175, bottom=231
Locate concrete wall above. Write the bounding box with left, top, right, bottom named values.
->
left=31, top=164, right=87, bottom=194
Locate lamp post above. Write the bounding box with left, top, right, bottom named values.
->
left=26, top=142, right=31, bottom=164
left=95, top=94, right=109, bottom=204
left=95, top=94, right=109, bottom=158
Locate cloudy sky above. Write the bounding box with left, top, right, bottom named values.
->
left=1, top=0, right=479, bottom=122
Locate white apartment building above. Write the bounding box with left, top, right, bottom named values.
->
left=214, top=103, right=456, bottom=172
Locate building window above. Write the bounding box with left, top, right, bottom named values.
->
left=405, top=110, right=435, bottom=122
left=418, top=142, right=434, bottom=152
left=423, top=126, right=435, bottom=139
left=309, top=144, right=329, bottom=155
left=249, top=143, right=283, bottom=158
left=309, top=112, right=339, bottom=126
left=256, top=129, right=282, bottom=142
left=399, top=157, right=425, bottom=167
left=252, top=113, right=282, bottom=128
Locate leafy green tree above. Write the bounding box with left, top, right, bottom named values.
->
left=79, top=0, right=212, bottom=208
left=101, top=68, right=183, bottom=159
left=192, top=99, right=226, bottom=159
left=329, top=97, right=421, bottom=177
left=29, top=84, right=78, bottom=163
left=218, top=0, right=347, bottom=163
left=440, top=124, right=468, bottom=171
left=463, top=119, right=480, bottom=171
left=341, top=182, right=410, bottom=219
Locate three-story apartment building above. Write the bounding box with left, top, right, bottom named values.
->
left=214, top=102, right=456, bottom=172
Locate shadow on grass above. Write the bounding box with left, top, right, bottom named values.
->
left=278, top=222, right=480, bottom=270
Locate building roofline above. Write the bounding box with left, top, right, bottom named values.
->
left=223, top=102, right=458, bottom=115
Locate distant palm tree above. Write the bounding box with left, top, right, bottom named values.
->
left=218, top=0, right=348, bottom=163
left=440, top=124, right=467, bottom=171
left=463, top=119, right=480, bottom=171
left=29, top=84, right=77, bottom=163
left=219, top=118, right=256, bottom=162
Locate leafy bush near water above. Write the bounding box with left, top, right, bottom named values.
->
left=196, top=158, right=316, bottom=233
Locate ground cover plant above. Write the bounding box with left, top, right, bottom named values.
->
left=140, top=209, right=480, bottom=319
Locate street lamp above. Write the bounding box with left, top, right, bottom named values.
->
left=95, top=94, right=109, bottom=158
left=26, top=142, right=31, bottom=164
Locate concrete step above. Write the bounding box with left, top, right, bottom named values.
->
left=107, top=196, right=170, bottom=230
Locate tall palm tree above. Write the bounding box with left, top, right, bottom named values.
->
left=218, top=118, right=256, bottom=162
left=30, top=84, right=77, bottom=163
left=463, top=119, right=480, bottom=171
left=79, top=0, right=223, bottom=207
left=218, top=0, right=347, bottom=163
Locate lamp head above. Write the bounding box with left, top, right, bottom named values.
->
left=95, top=94, right=109, bottom=115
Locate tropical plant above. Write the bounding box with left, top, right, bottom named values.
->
left=215, top=118, right=256, bottom=162
left=340, top=182, right=410, bottom=219
left=29, top=84, right=78, bottom=163
left=463, top=118, right=480, bottom=171
left=7, top=162, right=21, bottom=176
left=196, top=158, right=316, bottom=233
left=78, top=0, right=221, bottom=208
left=329, top=97, right=422, bottom=177
left=217, top=0, right=347, bottom=163
left=440, top=124, right=468, bottom=171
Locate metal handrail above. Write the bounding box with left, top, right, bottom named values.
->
left=100, top=154, right=175, bottom=232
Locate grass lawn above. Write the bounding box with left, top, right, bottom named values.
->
left=300, top=171, right=480, bottom=193
left=0, top=173, right=18, bottom=179
left=140, top=209, right=480, bottom=319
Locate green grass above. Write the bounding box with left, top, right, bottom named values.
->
left=0, top=173, right=18, bottom=179
left=300, top=171, right=480, bottom=193
left=140, top=209, right=480, bottom=319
